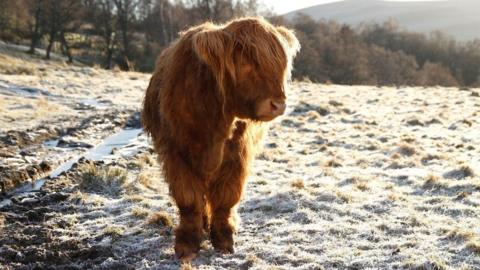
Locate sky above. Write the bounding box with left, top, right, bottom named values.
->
left=261, top=0, right=444, bottom=15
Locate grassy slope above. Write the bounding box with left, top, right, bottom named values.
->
left=0, top=49, right=480, bottom=269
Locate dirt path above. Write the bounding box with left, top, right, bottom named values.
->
left=0, top=47, right=148, bottom=194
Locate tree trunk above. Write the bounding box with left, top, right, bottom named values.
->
left=28, top=2, right=42, bottom=54
left=99, top=0, right=115, bottom=69
left=106, top=47, right=113, bottom=69
left=46, top=31, right=55, bottom=59
left=114, top=0, right=132, bottom=70
left=46, top=0, right=58, bottom=60
left=60, top=31, right=72, bottom=63
left=105, top=32, right=114, bottom=69
left=166, top=6, right=173, bottom=43
left=122, top=29, right=129, bottom=66
left=158, top=0, right=166, bottom=45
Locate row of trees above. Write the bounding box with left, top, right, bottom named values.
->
left=0, top=0, right=82, bottom=62
left=288, top=15, right=480, bottom=86
left=360, top=22, right=480, bottom=86
left=1, top=0, right=479, bottom=86
left=0, top=0, right=261, bottom=70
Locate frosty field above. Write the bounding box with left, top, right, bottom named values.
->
left=0, top=48, right=479, bottom=269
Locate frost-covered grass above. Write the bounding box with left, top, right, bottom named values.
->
left=0, top=45, right=149, bottom=132
left=1, top=48, right=479, bottom=269
left=31, top=82, right=476, bottom=269
left=0, top=53, right=36, bottom=75
left=79, top=163, right=128, bottom=196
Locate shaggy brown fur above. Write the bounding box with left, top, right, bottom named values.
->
left=142, top=17, right=299, bottom=260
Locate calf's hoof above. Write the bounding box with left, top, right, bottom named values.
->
left=174, top=231, right=201, bottom=261
left=175, top=241, right=199, bottom=261
left=211, top=227, right=235, bottom=254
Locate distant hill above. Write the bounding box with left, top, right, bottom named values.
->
left=285, top=0, right=480, bottom=41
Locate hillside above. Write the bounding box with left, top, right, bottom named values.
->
left=286, top=0, right=480, bottom=41
left=1, top=48, right=480, bottom=269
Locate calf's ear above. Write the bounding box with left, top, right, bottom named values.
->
left=276, top=26, right=301, bottom=57
left=192, top=29, right=236, bottom=88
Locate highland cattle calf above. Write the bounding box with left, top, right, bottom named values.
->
left=142, top=17, right=299, bottom=260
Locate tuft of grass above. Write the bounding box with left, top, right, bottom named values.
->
left=405, top=118, right=424, bottom=127
left=142, top=201, right=152, bottom=208
left=291, top=179, right=305, bottom=189
left=69, top=191, right=87, bottom=204
left=344, top=176, right=370, bottom=191
left=103, top=226, right=125, bottom=240
left=423, top=174, right=447, bottom=189
left=124, top=194, right=145, bottom=203
left=147, top=211, right=173, bottom=228
left=241, top=254, right=260, bottom=269
left=421, top=153, right=443, bottom=165
left=405, top=257, right=448, bottom=270
left=391, top=152, right=401, bottom=160
left=462, top=119, right=473, bottom=127
left=131, top=207, right=151, bottom=219
left=138, top=153, right=156, bottom=167
left=466, top=241, right=480, bottom=255
left=455, top=191, right=470, bottom=200
left=355, top=181, right=370, bottom=191
left=112, top=65, right=122, bottom=72
left=387, top=193, right=398, bottom=202
left=385, top=183, right=394, bottom=190
left=127, top=153, right=156, bottom=170
left=0, top=54, right=36, bottom=75
left=377, top=223, right=389, bottom=232
left=408, top=216, right=422, bottom=227
left=328, top=100, right=343, bottom=107
left=79, top=163, right=127, bottom=196
left=306, top=110, right=321, bottom=120
left=444, top=228, right=475, bottom=242
left=32, top=96, right=59, bottom=118
left=335, top=191, right=352, bottom=203
left=137, top=172, right=154, bottom=189
left=179, top=263, right=194, bottom=270
left=386, top=161, right=404, bottom=169
left=400, top=136, right=416, bottom=143
left=344, top=176, right=359, bottom=184
left=127, top=161, right=141, bottom=170
left=444, top=165, right=475, bottom=180
left=356, top=158, right=369, bottom=168
left=396, top=144, right=416, bottom=157
left=256, top=179, right=268, bottom=185
left=324, top=159, right=342, bottom=168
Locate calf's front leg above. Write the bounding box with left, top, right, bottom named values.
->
left=164, top=152, right=206, bottom=260
left=207, top=121, right=249, bottom=253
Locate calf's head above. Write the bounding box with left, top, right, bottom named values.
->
left=191, top=18, right=300, bottom=122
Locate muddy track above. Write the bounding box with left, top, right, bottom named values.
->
left=0, top=110, right=141, bottom=194
left=0, top=134, right=154, bottom=269
left=0, top=161, right=124, bottom=269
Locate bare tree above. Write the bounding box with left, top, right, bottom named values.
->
left=0, top=0, right=30, bottom=42
left=27, top=0, right=45, bottom=54
left=84, top=0, right=118, bottom=69
left=113, top=0, right=138, bottom=70
left=101, top=0, right=118, bottom=69
left=143, top=0, right=175, bottom=46
left=44, top=0, right=81, bottom=61
left=45, top=0, right=57, bottom=59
